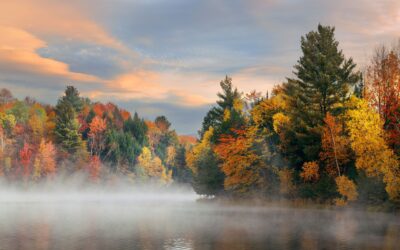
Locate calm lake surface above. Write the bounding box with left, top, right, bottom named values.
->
left=0, top=191, right=399, bottom=250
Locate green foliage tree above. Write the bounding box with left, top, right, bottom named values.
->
left=199, top=76, right=245, bottom=142
left=283, top=24, right=359, bottom=164
left=54, top=87, right=83, bottom=154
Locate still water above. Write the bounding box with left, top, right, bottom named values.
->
left=0, top=191, right=398, bottom=250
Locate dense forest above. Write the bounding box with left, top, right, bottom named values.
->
left=1, top=24, right=400, bottom=209
left=187, top=25, right=400, bottom=209
left=0, top=85, right=194, bottom=185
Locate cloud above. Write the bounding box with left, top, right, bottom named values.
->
left=1, top=0, right=400, bottom=133
left=0, top=26, right=104, bottom=83
left=0, top=1, right=127, bottom=52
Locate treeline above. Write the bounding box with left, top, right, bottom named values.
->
left=187, top=24, right=400, bottom=207
left=0, top=86, right=193, bottom=184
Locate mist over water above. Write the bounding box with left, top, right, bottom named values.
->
left=0, top=180, right=398, bottom=250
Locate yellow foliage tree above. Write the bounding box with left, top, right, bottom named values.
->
left=186, top=127, right=214, bottom=174
left=272, top=112, right=290, bottom=135
left=136, top=147, right=171, bottom=184
left=346, top=96, right=400, bottom=200
left=335, top=175, right=358, bottom=205
left=33, top=139, right=56, bottom=180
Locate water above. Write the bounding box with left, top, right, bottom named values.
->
left=0, top=191, right=398, bottom=250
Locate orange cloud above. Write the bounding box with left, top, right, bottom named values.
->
left=0, top=26, right=103, bottom=82
left=86, top=70, right=213, bottom=107
left=0, top=1, right=127, bottom=52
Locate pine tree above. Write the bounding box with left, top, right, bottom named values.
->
left=54, top=87, right=83, bottom=154
left=283, top=24, right=359, bottom=163
left=199, top=76, right=244, bottom=142
left=286, top=24, right=359, bottom=125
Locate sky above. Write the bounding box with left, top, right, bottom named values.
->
left=0, top=0, right=399, bottom=134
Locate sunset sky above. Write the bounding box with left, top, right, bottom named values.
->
left=1, top=0, right=399, bottom=134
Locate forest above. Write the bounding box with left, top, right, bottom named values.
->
left=0, top=85, right=194, bottom=185
left=1, top=25, right=400, bottom=209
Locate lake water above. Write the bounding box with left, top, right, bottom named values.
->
left=0, top=190, right=399, bottom=250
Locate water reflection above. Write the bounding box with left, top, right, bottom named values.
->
left=0, top=198, right=398, bottom=250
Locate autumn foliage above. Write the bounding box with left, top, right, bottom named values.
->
left=215, top=129, right=265, bottom=194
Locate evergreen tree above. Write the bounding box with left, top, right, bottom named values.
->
left=199, top=76, right=244, bottom=142
left=286, top=24, right=359, bottom=125
left=123, top=112, right=148, bottom=146
left=283, top=24, right=359, bottom=163
left=54, top=100, right=82, bottom=154
left=62, top=86, right=84, bottom=113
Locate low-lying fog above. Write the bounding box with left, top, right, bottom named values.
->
left=0, top=179, right=398, bottom=250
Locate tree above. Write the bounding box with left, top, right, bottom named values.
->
left=62, top=86, right=84, bottom=113
left=124, top=112, right=148, bottom=146
left=319, top=113, right=351, bottom=177
left=33, top=139, right=56, bottom=179
left=28, top=105, right=47, bottom=144
left=135, top=146, right=171, bottom=183
left=199, top=76, right=244, bottom=141
left=286, top=24, right=359, bottom=125
left=365, top=47, right=400, bottom=152
left=102, top=129, right=140, bottom=171
left=54, top=100, right=82, bottom=154
left=19, top=142, right=32, bottom=178
left=335, top=175, right=358, bottom=205
left=88, top=116, right=107, bottom=156
left=283, top=24, right=359, bottom=163
left=346, top=96, right=400, bottom=201
left=186, top=127, right=224, bottom=196
left=215, top=129, right=266, bottom=195
left=155, top=116, right=171, bottom=132
left=300, top=161, right=319, bottom=182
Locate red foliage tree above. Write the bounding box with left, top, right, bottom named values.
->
left=19, top=142, right=32, bottom=178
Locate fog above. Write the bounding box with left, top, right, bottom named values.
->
left=0, top=179, right=398, bottom=250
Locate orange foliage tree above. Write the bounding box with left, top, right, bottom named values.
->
left=214, top=129, right=265, bottom=194
left=88, top=116, right=107, bottom=156
left=33, top=139, right=56, bottom=179
left=319, top=113, right=351, bottom=177
left=300, top=161, right=319, bottom=182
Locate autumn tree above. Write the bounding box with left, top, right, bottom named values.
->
left=365, top=46, right=400, bottom=152
left=33, top=140, right=56, bottom=179
left=300, top=161, right=319, bottom=182
left=135, top=147, right=171, bottom=184
left=215, top=129, right=266, bottom=195
left=319, top=113, right=351, bottom=177
left=186, top=127, right=224, bottom=196
left=346, top=96, right=400, bottom=201
left=335, top=175, right=358, bottom=205
left=19, top=142, right=32, bottom=178
left=88, top=116, right=107, bottom=156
